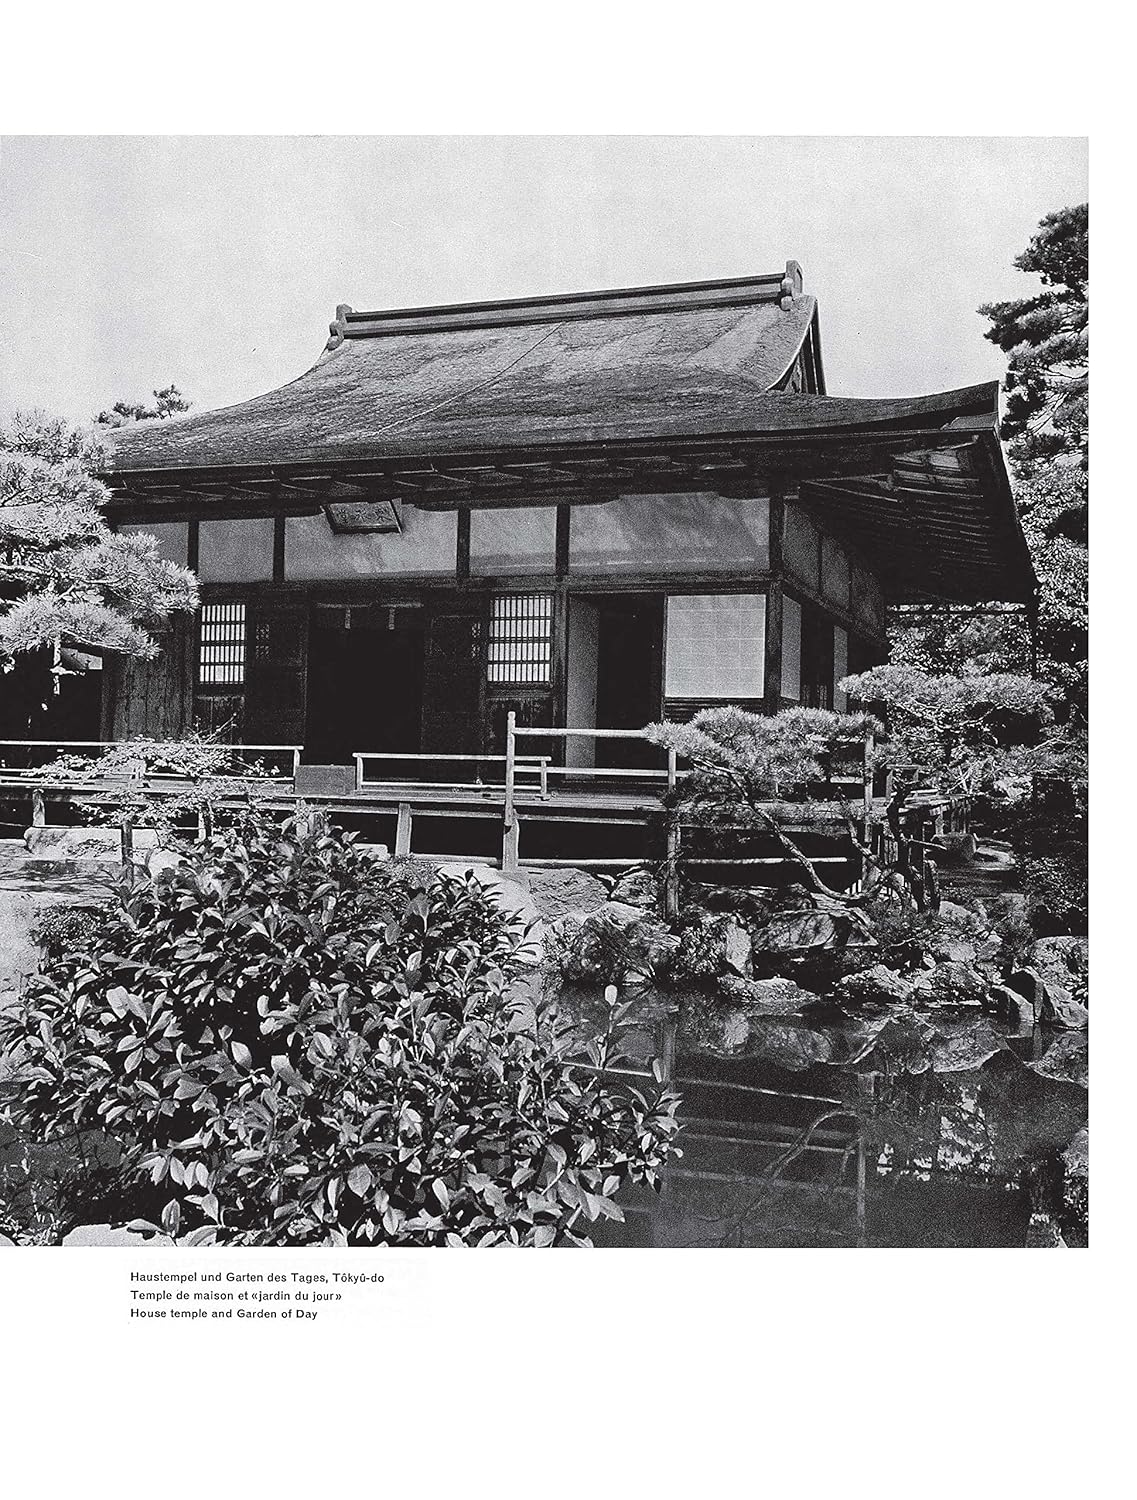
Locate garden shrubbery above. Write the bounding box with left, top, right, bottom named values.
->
left=0, top=815, right=680, bottom=1246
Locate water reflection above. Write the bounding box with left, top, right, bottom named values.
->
left=555, top=985, right=1088, bottom=1249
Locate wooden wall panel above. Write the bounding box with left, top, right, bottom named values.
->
left=108, top=616, right=194, bottom=740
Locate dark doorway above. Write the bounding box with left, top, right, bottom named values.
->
left=594, top=595, right=664, bottom=768
left=304, top=609, right=424, bottom=764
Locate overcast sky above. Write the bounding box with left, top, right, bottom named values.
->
left=0, top=135, right=1087, bottom=425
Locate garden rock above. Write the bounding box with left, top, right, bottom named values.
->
left=608, top=868, right=660, bottom=911
left=548, top=904, right=678, bottom=984
left=754, top=908, right=845, bottom=953
left=988, top=982, right=1038, bottom=1030
left=1030, top=1033, right=1089, bottom=1088
left=1007, top=965, right=1087, bottom=1030
left=527, top=867, right=608, bottom=921
left=910, top=960, right=989, bottom=1008
left=678, top=991, right=832, bottom=1068
left=721, top=918, right=752, bottom=974
left=1028, top=936, right=1088, bottom=998
left=719, top=974, right=821, bottom=1016
left=743, top=1020, right=834, bottom=1071
left=930, top=1022, right=1008, bottom=1073
left=926, top=903, right=1001, bottom=971
left=437, top=863, right=538, bottom=929
left=834, top=963, right=913, bottom=1008
left=1042, top=990, right=1089, bottom=1031
left=24, top=826, right=159, bottom=860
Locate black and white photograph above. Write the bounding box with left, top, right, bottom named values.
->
left=0, top=15, right=1113, bottom=1490
left=0, top=134, right=1088, bottom=1254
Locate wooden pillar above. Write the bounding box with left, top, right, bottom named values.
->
left=764, top=492, right=785, bottom=714
left=456, top=510, right=471, bottom=582
left=552, top=587, right=568, bottom=734
left=553, top=507, right=571, bottom=743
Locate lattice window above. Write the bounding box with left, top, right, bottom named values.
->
left=198, top=602, right=246, bottom=687
left=487, top=593, right=553, bottom=686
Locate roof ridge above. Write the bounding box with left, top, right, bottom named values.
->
left=326, top=261, right=805, bottom=348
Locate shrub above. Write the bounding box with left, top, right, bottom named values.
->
left=1019, top=851, right=1088, bottom=936
left=44, top=733, right=270, bottom=843
left=0, top=815, right=680, bottom=1246
left=30, top=904, right=109, bottom=963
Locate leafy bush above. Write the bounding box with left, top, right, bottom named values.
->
left=0, top=1124, right=132, bottom=1246
left=0, top=816, right=680, bottom=1246
left=31, top=904, right=109, bottom=963
left=44, top=733, right=271, bottom=843
left=1019, top=851, right=1088, bottom=937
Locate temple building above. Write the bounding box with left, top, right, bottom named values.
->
left=99, top=262, right=1034, bottom=829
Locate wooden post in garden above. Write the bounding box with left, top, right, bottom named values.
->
left=665, top=813, right=681, bottom=922
left=502, top=711, right=519, bottom=876
left=395, top=802, right=413, bottom=857
left=120, top=818, right=135, bottom=883
left=862, top=729, right=874, bottom=842
left=664, top=746, right=680, bottom=919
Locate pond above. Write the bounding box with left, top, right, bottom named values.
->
left=557, top=987, right=1088, bottom=1249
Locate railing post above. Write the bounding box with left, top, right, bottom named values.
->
left=31, top=787, right=45, bottom=828
left=540, top=757, right=549, bottom=800
left=502, top=711, right=519, bottom=875
left=395, top=802, right=413, bottom=857
left=862, top=730, right=874, bottom=841
left=120, top=818, right=135, bottom=882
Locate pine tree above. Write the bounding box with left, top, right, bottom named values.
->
left=94, top=384, right=192, bottom=429
left=0, top=410, right=198, bottom=681
left=979, top=203, right=1088, bottom=469
left=892, top=204, right=1089, bottom=776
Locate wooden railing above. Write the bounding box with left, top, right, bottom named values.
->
left=353, top=750, right=551, bottom=797
left=505, top=717, right=679, bottom=877
left=0, top=740, right=302, bottom=781
left=0, top=741, right=304, bottom=830
left=0, top=726, right=961, bottom=904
